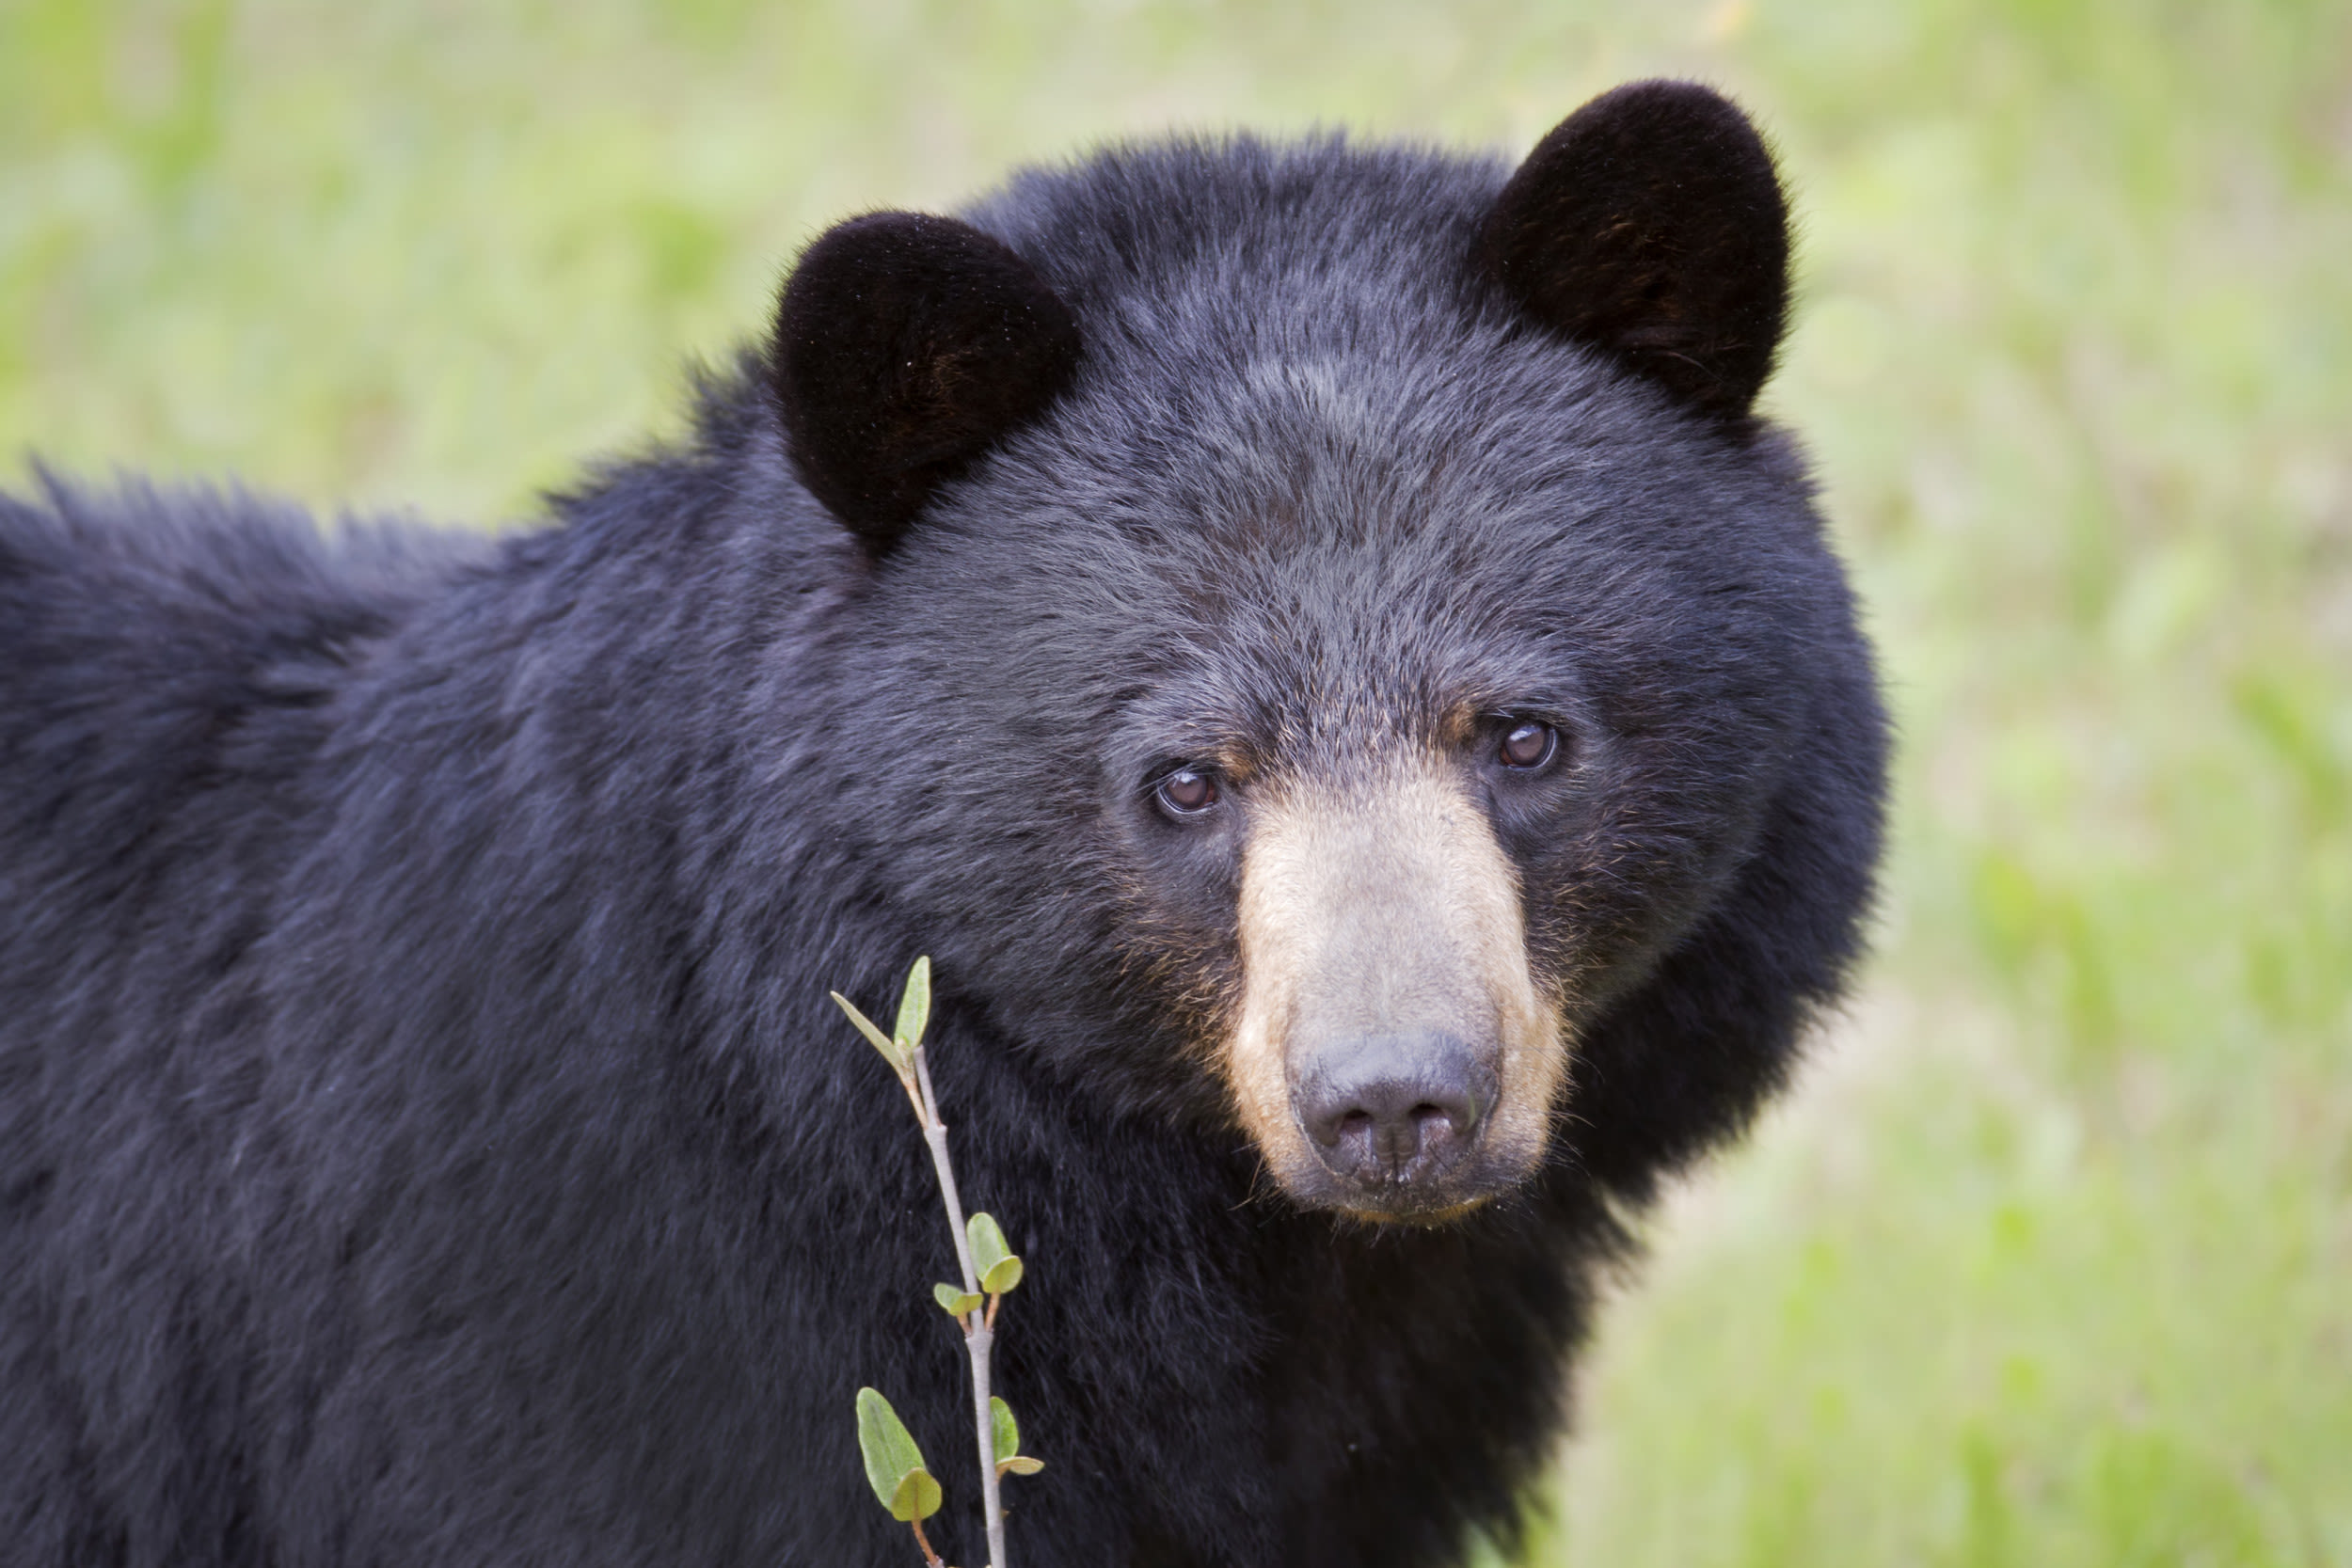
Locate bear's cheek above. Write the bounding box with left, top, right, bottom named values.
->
left=1216, top=756, right=1569, bottom=1222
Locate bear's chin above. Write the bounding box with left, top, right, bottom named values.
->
left=1264, top=1142, right=1543, bottom=1226
left=1332, top=1195, right=1500, bottom=1228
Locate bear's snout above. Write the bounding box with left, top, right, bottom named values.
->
left=1292, top=1032, right=1499, bottom=1189
left=1218, top=757, right=1568, bottom=1221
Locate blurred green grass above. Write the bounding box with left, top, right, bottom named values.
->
left=3, top=2, right=2345, bottom=1563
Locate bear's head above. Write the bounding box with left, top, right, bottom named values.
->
left=772, top=82, right=1831, bottom=1224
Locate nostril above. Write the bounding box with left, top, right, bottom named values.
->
left=1316, top=1107, right=1377, bottom=1154
left=1294, top=1039, right=1497, bottom=1182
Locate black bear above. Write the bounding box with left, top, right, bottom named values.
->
left=0, top=81, right=1885, bottom=1568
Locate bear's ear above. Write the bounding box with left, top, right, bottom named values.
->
left=1475, top=80, right=1790, bottom=422
left=771, top=211, right=1082, bottom=556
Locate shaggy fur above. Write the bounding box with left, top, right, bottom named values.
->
left=0, top=82, right=1886, bottom=1568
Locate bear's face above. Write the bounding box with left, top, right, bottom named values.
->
left=776, top=83, right=1810, bottom=1223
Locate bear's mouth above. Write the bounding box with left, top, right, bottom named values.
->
left=1217, top=757, right=1567, bottom=1222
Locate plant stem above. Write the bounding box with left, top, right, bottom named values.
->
left=911, top=1046, right=1009, bottom=1568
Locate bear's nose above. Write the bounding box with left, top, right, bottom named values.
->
left=1293, top=1034, right=1496, bottom=1187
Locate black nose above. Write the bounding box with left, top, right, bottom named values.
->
left=1295, top=1034, right=1496, bottom=1187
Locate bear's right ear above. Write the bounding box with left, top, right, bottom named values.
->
left=1475, top=81, right=1790, bottom=423
left=771, top=211, right=1082, bottom=558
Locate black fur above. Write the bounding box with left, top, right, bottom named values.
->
left=1477, top=80, right=1790, bottom=420
left=0, top=82, right=1885, bottom=1568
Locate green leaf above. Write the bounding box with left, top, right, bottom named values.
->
left=889, top=1467, right=944, bottom=1522
left=967, top=1212, right=1023, bottom=1295
left=854, top=1388, right=941, bottom=1521
left=967, top=1212, right=1009, bottom=1273
left=990, top=1396, right=1020, bottom=1465
left=934, top=1283, right=983, bottom=1318
left=991, top=1397, right=1041, bottom=1475
left=893, top=955, right=931, bottom=1053
left=832, top=991, right=911, bottom=1078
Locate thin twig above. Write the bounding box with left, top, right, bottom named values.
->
left=911, top=1045, right=1009, bottom=1568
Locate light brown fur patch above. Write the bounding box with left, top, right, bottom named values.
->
left=1223, top=755, right=1567, bottom=1213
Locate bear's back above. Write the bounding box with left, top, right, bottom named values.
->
left=0, top=481, right=482, bottom=1053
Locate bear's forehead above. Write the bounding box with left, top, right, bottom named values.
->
left=946, top=135, right=1693, bottom=568
left=893, top=135, right=1800, bottom=754
left=1009, top=329, right=1671, bottom=602
left=912, top=328, right=1723, bottom=718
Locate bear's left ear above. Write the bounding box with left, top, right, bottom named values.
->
left=1475, top=80, right=1789, bottom=423
left=771, top=211, right=1082, bottom=557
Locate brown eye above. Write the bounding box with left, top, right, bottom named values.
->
left=1499, top=720, right=1558, bottom=770
left=1155, top=767, right=1219, bottom=816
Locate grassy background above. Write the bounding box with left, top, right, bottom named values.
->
left=4, top=1, right=2346, bottom=1562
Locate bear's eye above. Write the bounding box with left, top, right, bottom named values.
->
left=1154, top=767, right=1219, bottom=817
left=1498, top=720, right=1559, bottom=771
